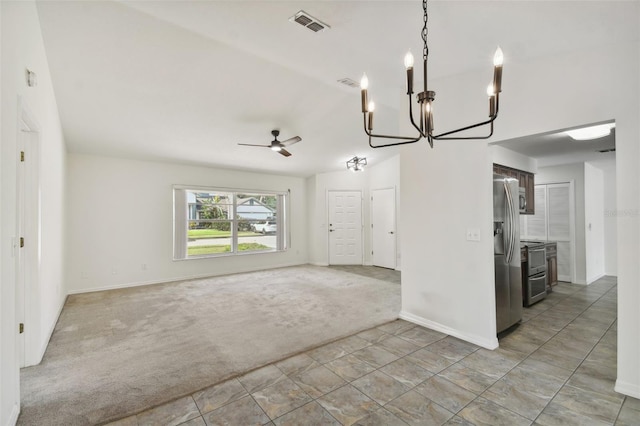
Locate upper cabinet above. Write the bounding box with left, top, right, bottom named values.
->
left=493, top=163, right=535, bottom=215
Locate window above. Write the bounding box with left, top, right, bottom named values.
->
left=174, top=186, right=288, bottom=259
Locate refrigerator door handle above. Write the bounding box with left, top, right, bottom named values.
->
left=503, top=181, right=515, bottom=264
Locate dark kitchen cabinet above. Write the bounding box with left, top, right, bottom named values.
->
left=493, top=163, right=535, bottom=214
left=546, top=242, right=558, bottom=290
left=521, top=247, right=528, bottom=302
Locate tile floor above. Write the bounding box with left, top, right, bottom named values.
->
left=107, top=275, right=639, bottom=426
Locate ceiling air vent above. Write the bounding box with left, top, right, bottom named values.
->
left=290, top=10, right=330, bottom=33
left=598, top=148, right=616, bottom=153
left=337, top=78, right=360, bottom=88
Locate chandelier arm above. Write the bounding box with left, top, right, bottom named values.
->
left=432, top=119, right=495, bottom=140
left=369, top=134, right=423, bottom=148
left=363, top=115, right=422, bottom=148
left=432, top=93, right=500, bottom=140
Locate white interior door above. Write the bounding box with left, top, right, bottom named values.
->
left=16, top=109, right=41, bottom=368
left=547, top=183, right=572, bottom=282
left=371, top=188, right=396, bottom=269
left=16, top=127, right=27, bottom=367
left=328, top=191, right=362, bottom=265
left=522, top=182, right=573, bottom=282
left=523, top=186, right=547, bottom=240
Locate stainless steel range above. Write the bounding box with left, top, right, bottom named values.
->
left=521, top=240, right=548, bottom=306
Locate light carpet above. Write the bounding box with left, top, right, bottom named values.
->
left=19, top=265, right=400, bottom=425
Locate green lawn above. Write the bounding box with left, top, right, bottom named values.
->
left=188, top=229, right=259, bottom=239
left=188, top=242, right=271, bottom=256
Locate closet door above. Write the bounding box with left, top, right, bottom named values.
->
left=524, top=186, right=547, bottom=240
left=547, top=183, right=572, bottom=282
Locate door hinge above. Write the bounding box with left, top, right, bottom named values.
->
left=371, top=251, right=374, bottom=255
left=20, top=237, right=25, bottom=248
left=20, top=151, right=25, bottom=162
left=19, top=323, right=24, bottom=334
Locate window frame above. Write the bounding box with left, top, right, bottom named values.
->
left=173, top=185, right=289, bottom=260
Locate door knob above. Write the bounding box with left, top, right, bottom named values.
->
left=389, top=231, right=394, bottom=234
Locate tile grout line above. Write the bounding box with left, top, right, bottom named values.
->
left=463, top=282, right=617, bottom=424
left=116, top=280, right=621, bottom=426
left=527, top=283, right=618, bottom=425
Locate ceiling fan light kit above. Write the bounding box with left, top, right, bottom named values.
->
left=360, top=0, right=504, bottom=149
left=237, top=130, right=302, bottom=157
left=346, top=156, right=367, bottom=172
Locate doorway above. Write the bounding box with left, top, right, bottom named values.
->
left=371, top=188, right=397, bottom=269
left=328, top=190, right=363, bottom=265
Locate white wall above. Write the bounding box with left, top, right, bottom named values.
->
left=490, top=145, right=538, bottom=174
left=584, top=162, right=605, bottom=283
left=306, top=155, right=400, bottom=268
left=65, top=154, right=307, bottom=293
left=399, top=30, right=639, bottom=397
left=1, top=1, right=67, bottom=424
left=601, top=162, right=618, bottom=275
left=400, top=141, right=497, bottom=349
left=536, top=163, right=585, bottom=284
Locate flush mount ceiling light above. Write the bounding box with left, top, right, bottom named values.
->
left=360, top=0, right=504, bottom=149
left=565, top=123, right=615, bottom=141
left=346, top=156, right=367, bottom=172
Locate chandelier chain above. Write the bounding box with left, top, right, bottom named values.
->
left=422, top=0, right=429, bottom=60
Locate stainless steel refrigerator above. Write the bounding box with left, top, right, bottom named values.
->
left=493, top=174, right=522, bottom=333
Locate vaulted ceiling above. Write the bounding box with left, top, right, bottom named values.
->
left=36, top=1, right=636, bottom=176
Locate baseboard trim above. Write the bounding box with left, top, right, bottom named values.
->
left=586, top=273, right=606, bottom=285
left=34, top=295, right=66, bottom=365
left=399, top=310, right=498, bottom=350
left=615, top=379, right=640, bottom=398
left=69, top=262, right=308, bottom=295
left=6, top=403, right=19, bottom=426
left=310, top=262, right=329, bottom=267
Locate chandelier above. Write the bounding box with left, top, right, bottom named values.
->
left=360, top=0, right=504, bottom=148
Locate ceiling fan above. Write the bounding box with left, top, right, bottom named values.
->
left=238, top=130, right=302, bottom=157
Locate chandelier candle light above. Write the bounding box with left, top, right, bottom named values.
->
left=360, top=0, right=504, bottom=148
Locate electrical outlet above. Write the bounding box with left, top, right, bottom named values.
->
left=466, top=228, right=481, bottom=242
left=141, top=263, right=147, bottom=270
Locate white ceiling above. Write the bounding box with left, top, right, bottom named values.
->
left=493, top=122, right=617, bottom=168
left=35, top=1, right=637, bottom=177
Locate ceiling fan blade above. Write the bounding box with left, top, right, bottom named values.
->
left=278, top=148, right=292, bottom=157
left=238, top=143, right=270, bottom=147
left=281, top=136, right=302, bottom=146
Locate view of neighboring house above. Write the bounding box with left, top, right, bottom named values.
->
left=236, top=197, right=275, bottom=221
left=187, top=193, right=275, bottom=221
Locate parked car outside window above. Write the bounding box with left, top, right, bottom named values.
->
left=252, top=220, right=277, bottom=234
